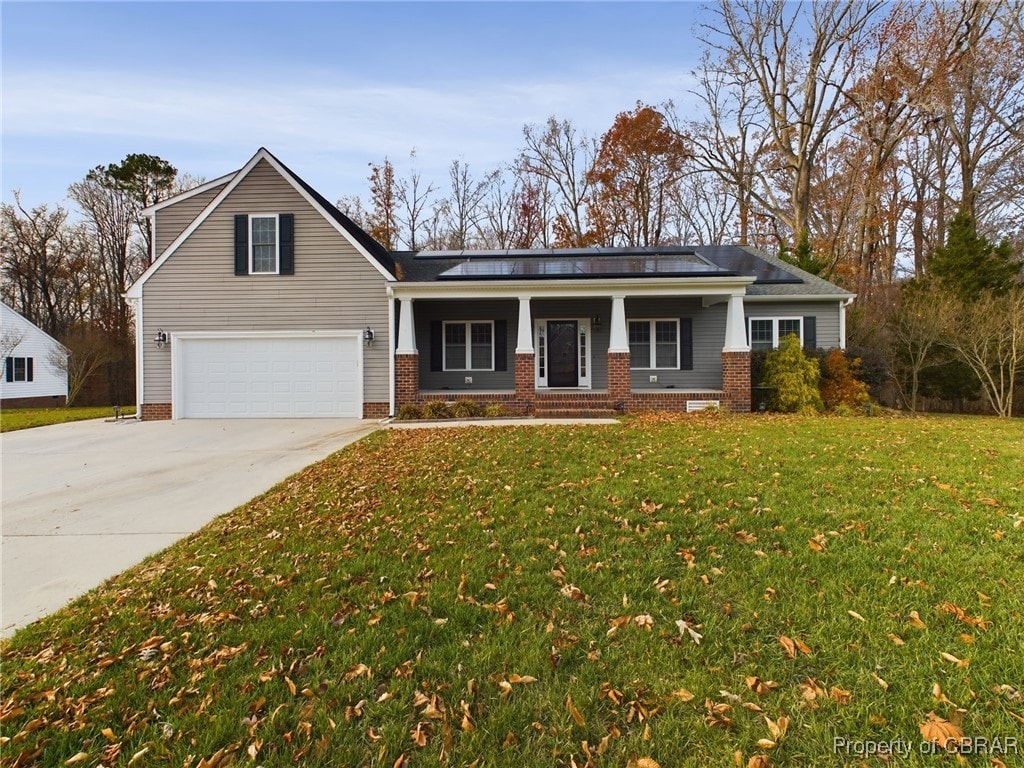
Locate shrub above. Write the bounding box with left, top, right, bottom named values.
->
left=484, top=403, right=508, bottom=418
left=421, top=400, right=453, bottom=420
left=396, top=403, right=422, bottom=420
left=820, top=349, right=871, bottom=410
left=763, top=334, right=823, bottom=413
left=452, top=398, right=483, bottom=418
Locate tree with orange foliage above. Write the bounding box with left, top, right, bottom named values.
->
left=366, top=159, right=398, bottom=250
left=585, top=102, right=691, bottom=247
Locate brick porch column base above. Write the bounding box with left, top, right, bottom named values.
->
left=514, top=352, right=535, bottom=415
left=607, top=351, right=631, bottom=411
left=141, top=403, right=172, bottom=420
left=395, top=353, right=419, bottom=407
left=721, top=351, right=751, bottom=413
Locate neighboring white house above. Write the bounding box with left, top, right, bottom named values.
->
left=0, top=301, right=69, bottom=408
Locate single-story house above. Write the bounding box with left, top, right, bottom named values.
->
left=1, top=301, right=69, bottom=408
left=126, top=148, right=854, bottom=420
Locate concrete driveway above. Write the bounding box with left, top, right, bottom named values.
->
left=1, top=417, right=377, bottom=637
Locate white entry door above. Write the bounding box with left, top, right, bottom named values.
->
left=175, top=332, right=361, bottom=418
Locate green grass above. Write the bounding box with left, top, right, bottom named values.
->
left=0, top=405, right=136, bottom=432
left=2, top=414, right=1022, bottom=767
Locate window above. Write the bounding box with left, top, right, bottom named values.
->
left=748, top=317, right=802, bottom=350
left=443, top=321, right=494, bottom=371
left=4, top=356, right=33, bottom=382
left=629, top=320, right=679, bottom=369
left=250, top=215, right=279, bottom=274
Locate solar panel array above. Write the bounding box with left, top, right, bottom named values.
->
left=438, top=256, right=736, bottom=280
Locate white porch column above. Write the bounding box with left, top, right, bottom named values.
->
left=396, top=297, right=417, bottom=354
left=723, top=293, right=749, bottom=352
left=608, top=295, right=629, bottom=353
left=515, top=296, right=534, bottom=353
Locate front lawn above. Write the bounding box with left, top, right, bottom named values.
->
left=2, top=415, right=1022, bottom=767
left=0, top=405, right=135, bottom=432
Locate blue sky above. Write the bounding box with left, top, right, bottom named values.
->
left=2, top=1, right=709, bottom=210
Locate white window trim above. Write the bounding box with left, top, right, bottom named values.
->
left=747, top=317, right=803, bottom=350
left=249, top=214, right=280, bottom=275
left=6, top=356, right=32, bottom=382
left=533, top=318, right=592, bottom=389
left=628, top=318, right=680, bottom=370
left=442, top=320, right=495, bottom=372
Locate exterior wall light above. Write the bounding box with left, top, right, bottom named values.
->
left=363, top=327, right=375, bottom=346
left=154, top=329, right=169, bottom=349
left=592, top=315, right=602, bottom=329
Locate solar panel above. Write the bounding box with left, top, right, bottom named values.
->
left=695, top=248, right=803, bottom=284
left=438, top=256, right=735, bottom=280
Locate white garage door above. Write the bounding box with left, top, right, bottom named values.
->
left=177, top=334, right=361, bottom=418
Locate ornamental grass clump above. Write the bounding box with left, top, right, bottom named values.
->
left=763, top=334, right=823, bottom=413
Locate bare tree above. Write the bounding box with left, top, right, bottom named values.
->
left=887, top=283, right=953, bottom=410
left=1, top=327, right=25, bottom=359
left=396, top=152, right=437, bottom=251
left=49, top=325, right=118, bottom=406
left=517, top=117, right=596, bottom=247
left=945, top=288, right=1024, bottom=417
left=440, top=159, right=494, bottom=249
left=697, top=0, right=886, bottom=239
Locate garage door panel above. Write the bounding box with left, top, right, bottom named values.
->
left=178, top=335, right=360, bottom=418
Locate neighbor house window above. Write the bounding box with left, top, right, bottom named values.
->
left=748, top=317, right=802, bottom=351
left=628, top=320, right=679, bottom=369
left=4, top=356, right=33, bottom=382
left=443, top=321, right=494, bottom=371
left=250, top=215, right=279, bottom=274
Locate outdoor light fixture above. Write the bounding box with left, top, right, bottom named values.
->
left=363, top=326, right=375, bottom=346
left=592, top=315, right=602, bottom=329
left=154, top=329, right=168, bottom=349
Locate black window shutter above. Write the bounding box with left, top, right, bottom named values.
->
left=803, top=316, right=817, bottom=351
left=26, top=357, right=33, bottom=382
left=4, top=357, right=12, bottom=382
left=279, top=213, right=294, bottom=275
left=494, top=319, right=507, bottom=371
left=680, top=317, right=693, bottom=370
left=234, top=214, right=249, bottom=275
left=430, top=321, right=443, bottom=372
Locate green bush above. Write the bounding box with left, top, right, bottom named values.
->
left=452, top=398, right=483, bottom=418
left=396, top=403, right=422, bottom=420
left=820, top=348, right=870, bottom=410
left=763, top=334, right=823, bottom=413
left=422, top=400, right=453, bottom=420
left=484, top=403, right=508, bottom=418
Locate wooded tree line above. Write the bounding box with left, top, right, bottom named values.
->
left=1, top=156, right=194, bottom=404
left=2, top=0, right=1021, bottom=411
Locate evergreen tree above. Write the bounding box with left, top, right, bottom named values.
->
left=928, top=210, right=1020, bottom=301
left=779, top=230, right=827, bottom=276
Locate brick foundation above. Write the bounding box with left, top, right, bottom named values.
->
left=607, top=352, right=631, bottom=408
left=395, top=353, right=419, bottom=407
left=514, top=353, right=535, bottom=415
left=721, top=351, right=752, bottom=413
left=363, top=402, right=389, bottom=419
left=629, top=391, right=726, bottom=412
left=1, top=394, right=67, bottom=409
left=141, top=403, right=172, bottom=420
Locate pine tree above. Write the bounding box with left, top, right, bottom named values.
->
left=928, top=210, right=1020, bottom=301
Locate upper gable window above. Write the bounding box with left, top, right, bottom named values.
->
left=250, top=215, right=279, bottom=274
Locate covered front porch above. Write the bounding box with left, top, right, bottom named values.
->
left=390, top=280, right=754, bottom=416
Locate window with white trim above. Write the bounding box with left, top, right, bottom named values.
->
left=628, top=319, right=679, bottom=369
left=748, top=317, right=802, bottom=351
left=443, top=321, right=494, bottom=371
left=250, top=215, right=279, bottom=274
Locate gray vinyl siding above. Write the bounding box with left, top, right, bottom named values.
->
left=625, top=297, right=726, bottom=390
left=142, top=159, right=390, bottom=405
left=153, top=184, right=227, bottom=257
left=744, top=299, right=843, bottom=349
left=413, top=299, right=518, bottom=391
left=412, top=296, right=728, bottom=392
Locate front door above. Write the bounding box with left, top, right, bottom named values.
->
left=546, top=320, right=578, bottom=387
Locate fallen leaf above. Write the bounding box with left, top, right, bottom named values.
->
left=65, top=754, right=89, bottom=766
left=566, top=693, right=586, bottom=726
left=676, top=618, right=703, bottom=644
left=871, top=672, right=889, bottom=691
left=847, top=610, right=866, bottom=622
left=748, top=756, right=770, bottom=768
left=919, top=712, right=966, bottom=750
left=908, top=611, right=927, bottom=629
left=940, top=652, right=970, bottom=668
left=672, top=688, right=695, bottom=702
left=830, top=686, right=852, bottom=705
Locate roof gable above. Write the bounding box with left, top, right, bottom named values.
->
left=0, top=301, right=70, bottom=353
left=126, top=148, right=394, bottom=298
